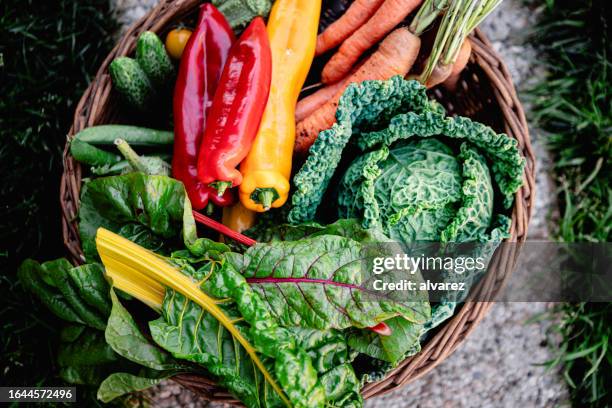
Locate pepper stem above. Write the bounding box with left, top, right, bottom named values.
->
left=209, top=181, right=232, bottom=197
left=115, top=138, right=146, bottom=173
left=251, top=188, right=279, bottom=210
left=259, top=190, right=274, bottom=209
left=205, top=202, right=215, bottom=215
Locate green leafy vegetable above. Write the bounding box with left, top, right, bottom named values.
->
left=17, top=257, right=191, bottom=401
left=105, top=290, right=179, bottom=371
left=358, top=110, right=524, bottom=208
left=289, top=77, right=438, bottom=224
left=97, top=372, right=171, bottom=403
left=339, top=139, right=511, bottom=244
left=212, top=0, right=272, bottom=29
left=57, top=325, right=124, bottom=385
left=140, top=242, right=326, bottom=408
left=348, top=317, right=423, bottom=364
left=150, top=288, right=285, bottom=408
left=78, top=173, right=197, bottom=261
left=18, top=259, right=110, bottom=329
left=247, top=218, right=389, bottom=245
left=97, top=290, right=185, bottom=402
left=219, top=234, right=430, bottom=330
left=289, top=328, right=362, bottom=407
left=290, top=77, right=524, bottom=227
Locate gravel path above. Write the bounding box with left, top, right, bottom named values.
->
left=111, top=1, right=567, bottom=406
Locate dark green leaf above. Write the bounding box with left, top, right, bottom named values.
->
left=57, top=326, right=123, bottom=386
left=149, top=290, right=284, bottom=408
left=78, top=173, right=197, bottom=261
left=348, top=317, right=423, bottom=364
left=106, top=290, right=180, bottom=371
left=221, top=234, right=430, bottom=330
left=17, top=259, right=110, bottom=329
left=67, top=264, right=111, bottom=316
left=18, top=259, right=83, bottom=324
left=97, top=371, right=171, bottom=403
left=247, top=219, right=389, bottom=244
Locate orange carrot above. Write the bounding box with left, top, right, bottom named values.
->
left=295, top=80, right=346, bottom=122
left=316, top=0, right=385, bottom=56
left=441, top=39, right=472, bottom=91
left=295, top=60, right=366, bottom=122
left=321, top=0, right=423, bottom=84
left=295, top=27, right=421, bottom=154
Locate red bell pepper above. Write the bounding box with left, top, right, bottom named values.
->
left=172, top=4, right=235, bottom=210
left=197, top=17, right=272, bottom=196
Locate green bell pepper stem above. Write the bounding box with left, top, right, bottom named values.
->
left=251, top=188, right=279, bottom=210
left=209, top=181, right=233, bottom=197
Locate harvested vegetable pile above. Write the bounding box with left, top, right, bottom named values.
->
left=16, top=1, right=526, bottom=407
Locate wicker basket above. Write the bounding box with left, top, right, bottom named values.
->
left=60, top=0, right=535, bottom=403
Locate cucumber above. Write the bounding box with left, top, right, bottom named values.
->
left=109, top=57, right=154, bottom=112
left=70, top=138, right=122, bottom=167
left=136, top=31, right=174, bottom=88
left=74, top=125, right=173, bottom=146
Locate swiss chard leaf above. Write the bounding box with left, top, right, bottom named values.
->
left=93, top=290, right=189, bottom=402
left=149, top=289, right=285, bottom=408
left=18, top=259, right=84, bottom=324
left=246, top=219, right=389, bottom=244
left=105, top=290, right=181, bottom=371
left=97, top=371, right=173, bottom=403
left=67, top=264, right=112, bottom=316
left=57, top=325, right=128, bottom=386
left=160, top=246, right=328, bottom=408
left=289, top=328, right=362, bottom=407
left=319, top=364, right=362, bottom=408
left=78, top=173, right=197, bottom=261
left=347, top=317, right=423, bottom=364
left=220, top=234, right=430, bottom=330
left=18, top=259, right=110, bottom=330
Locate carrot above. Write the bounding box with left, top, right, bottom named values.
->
left=321, top=0, right=423, bottom=84
left=295, top=27, right=421, bottom=154
left=295, top=80, right=346, bottom=122
left=295, top=60, right=367, bottom=122
left=441, top=39, right=472, bottom=91
left=316, top=0, right=385, bottom=56
left=424, top=62, right=452, bottom=88
left=418, top=0, right=500, bottom=87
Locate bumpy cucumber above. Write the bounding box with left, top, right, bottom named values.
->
left=136, top=31, right=174, bottom=87
left=109, top=57, right=154, bottom=111
left=74, top=125, right=173, bottom=146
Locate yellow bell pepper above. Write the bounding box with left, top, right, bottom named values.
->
left=222, top=202, right=257, bottom=235
left=239, top=0, right=322, bottom=212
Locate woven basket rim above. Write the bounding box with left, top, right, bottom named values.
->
left=59, top=0, right=535, bottom=403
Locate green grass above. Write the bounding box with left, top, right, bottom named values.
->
left=529, top=0, right=611, bottom=406
left=0, top=0, right=116, bottom=396
left=541, top=303, right=612, bottom=407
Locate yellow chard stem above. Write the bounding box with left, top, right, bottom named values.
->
left=95, top=228, right=291, bottom=407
